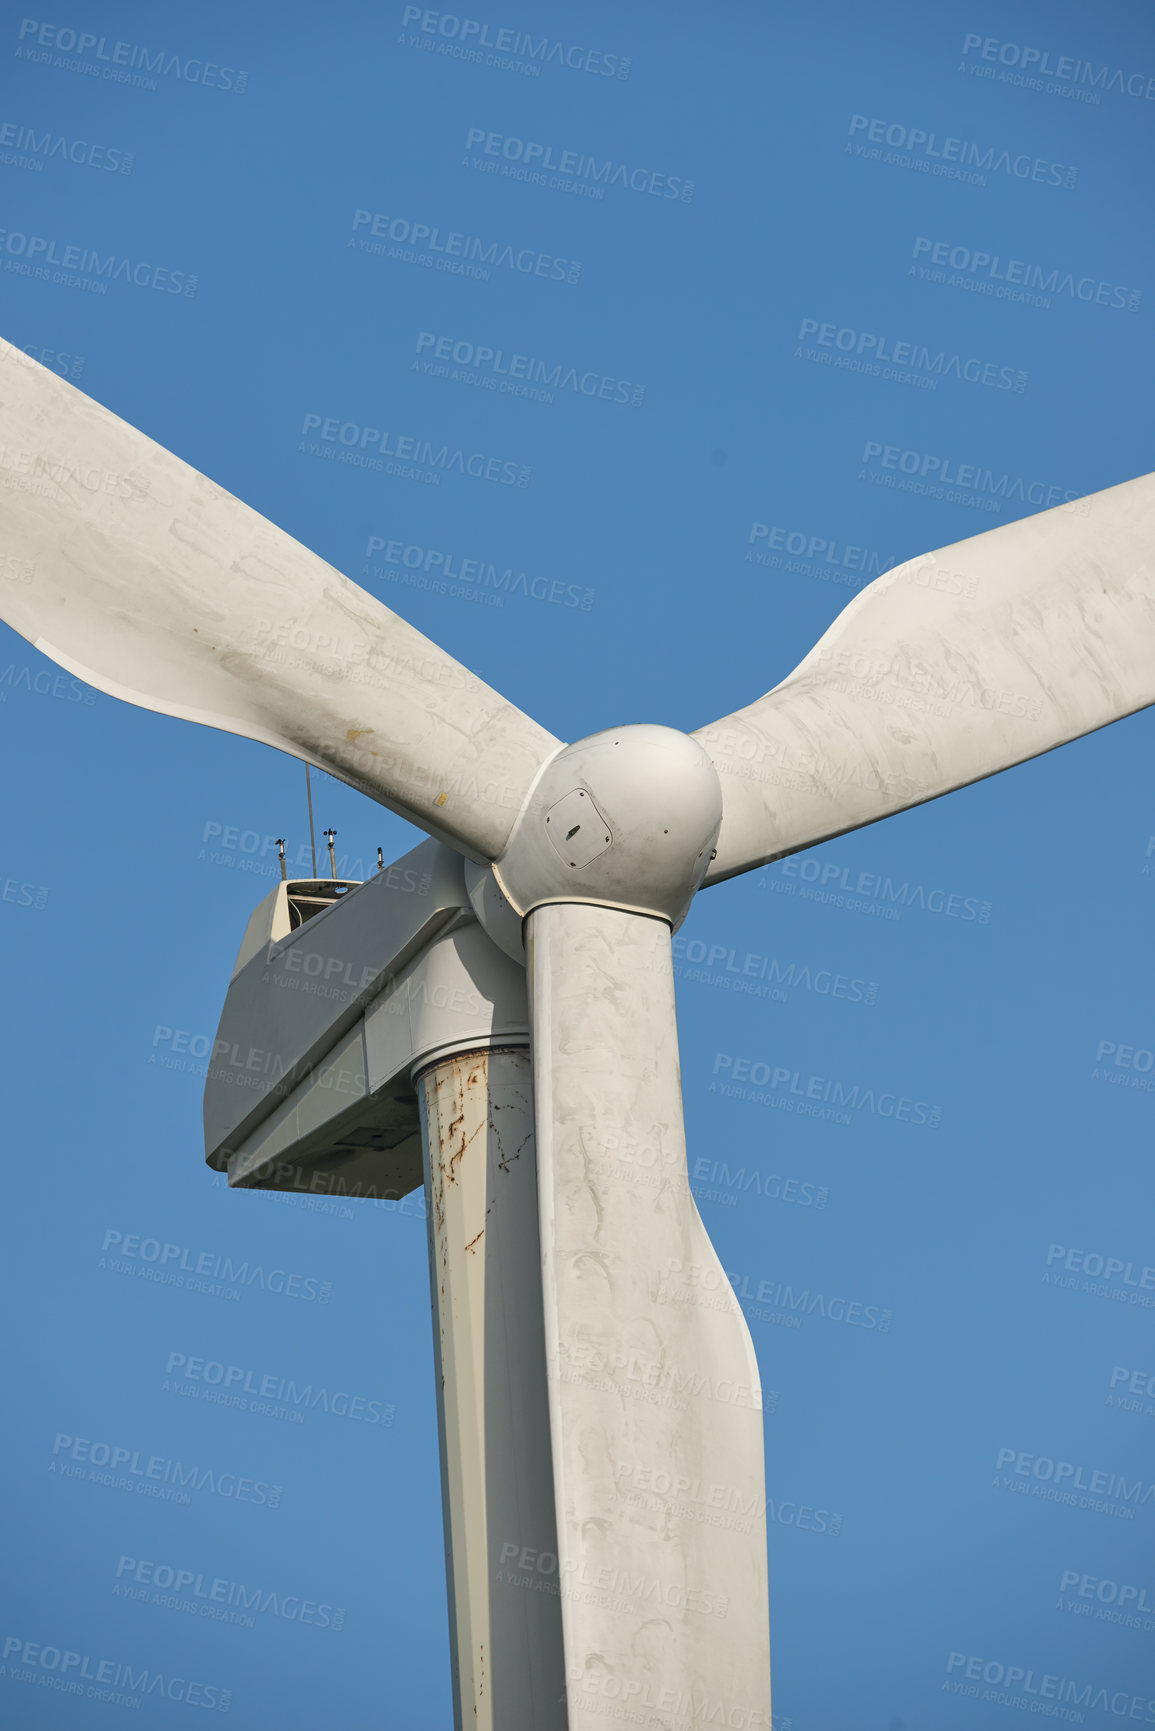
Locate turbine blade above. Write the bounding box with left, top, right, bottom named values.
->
left=418, top=1045, right=567, bottom=1731
left=694, top=474, right=1155, bottom=884
left=527, top=903, right=770, bottom=1728
left=0, top=340, right=559, bottom=862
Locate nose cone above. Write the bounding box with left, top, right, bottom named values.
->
left=493, top=724, right=724, bottom=925
left=561, top=723, right=723, bottom=851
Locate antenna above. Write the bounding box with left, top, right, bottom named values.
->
left=304, top=764, right=317, bottom=877
left=324, top=827, right=337, bottom=879
left=9, top=340, right=1155, bottom=1730
left=275, top=838, right=287, bottom=881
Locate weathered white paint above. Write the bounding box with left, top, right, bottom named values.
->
left=0, top=339, right=559, bottom=863
left=206, top=841, right=474, bottom=1169
left=694, top=472, right=1155, bottom=883
left=419, top=1046, right=567, bottom=1731
left=6, top=336, right=1153, bottom=893
left=493, top=726, right=722, bottom=929
left=528, top=904, right=770, bottom=1731
left=10, top=317, right=1155, bottom=1731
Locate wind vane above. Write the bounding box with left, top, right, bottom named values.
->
left=2, top=337, right=1153, bottom=1728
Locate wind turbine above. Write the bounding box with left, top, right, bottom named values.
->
left=2, top=334, right=1154, bottom=1729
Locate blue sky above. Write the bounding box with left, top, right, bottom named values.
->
left=1, top=1, right=1154, bottom=1725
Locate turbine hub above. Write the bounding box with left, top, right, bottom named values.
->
left=468, top=725, right=722, bottom=956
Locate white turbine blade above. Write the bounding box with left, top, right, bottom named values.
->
left=527, top=903, right=770, bottom=1730
left=0, top=339, right=559, bottom=863
left=418, top=1045, right=566, bottom=1731
left=694, top=474, right=1155, bottom=884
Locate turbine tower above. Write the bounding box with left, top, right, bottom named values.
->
left=2, top=337, right=1153, bottom=1729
